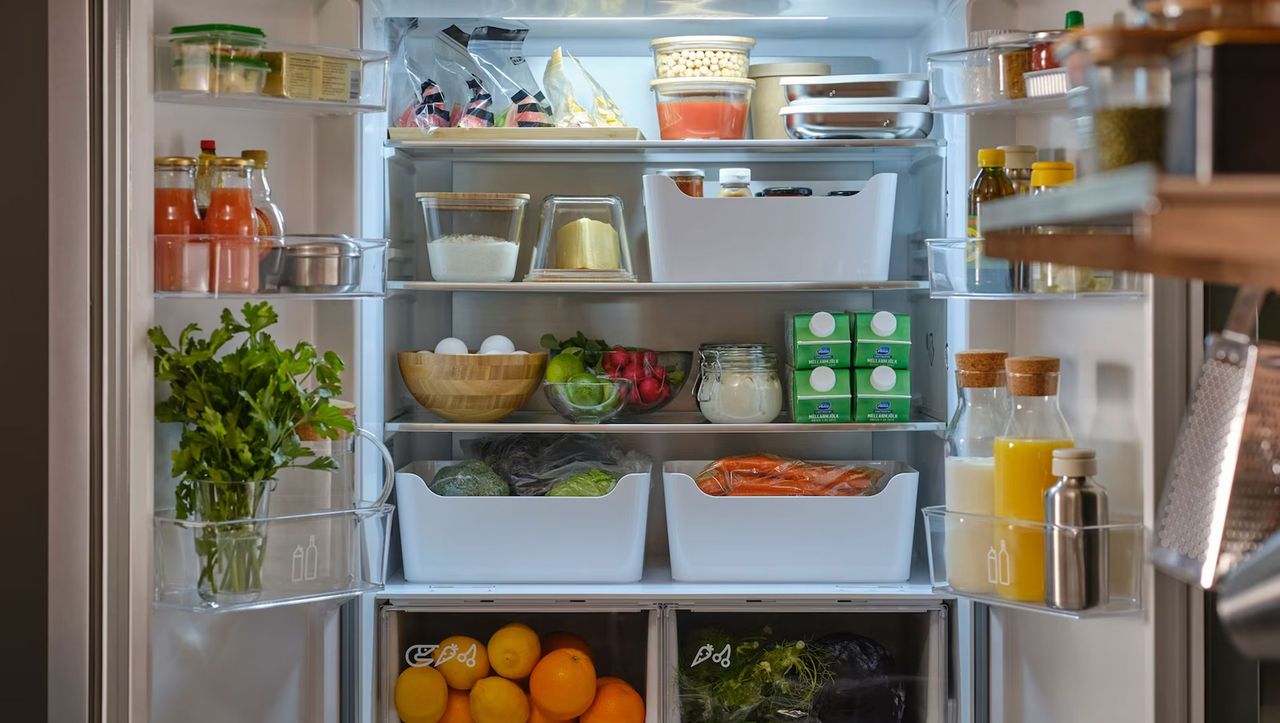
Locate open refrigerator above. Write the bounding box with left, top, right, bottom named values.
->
left=126, top=1, right=1200, bottom=722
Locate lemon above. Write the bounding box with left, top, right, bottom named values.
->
left=470, top=676, right=531, bottom=723
left=545, top=353, right=587, bottom=383
left=488, top=623, right=542, bottom=680
left=435, top=635, right=490, bottom=690
left=394, top=665, right=448, bottom=723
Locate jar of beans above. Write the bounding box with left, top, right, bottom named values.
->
left=650, top=35, right=756, bottom=79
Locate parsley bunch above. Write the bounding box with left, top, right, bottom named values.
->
left=149, top=302, right=355, bottom=520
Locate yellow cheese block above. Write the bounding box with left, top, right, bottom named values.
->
left=555, top=217, right=620, bottom=270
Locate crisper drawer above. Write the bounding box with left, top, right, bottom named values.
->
left=642, top=173, right=898, bottom=283
left=667, top=606, right=948, bottom=723
left=379, top=604, right=661, bottom=723
left=663, top=461, right=919, bottom=583
left=395, top=461, right=650, bottom=583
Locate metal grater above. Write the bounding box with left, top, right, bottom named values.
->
left=1154, top=288, right=1280, bottom=589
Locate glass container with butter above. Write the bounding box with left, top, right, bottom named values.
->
left=526, top=195, right=636, bottom=281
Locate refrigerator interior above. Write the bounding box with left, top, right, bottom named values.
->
left=138, top=0, right=1186, bottom=721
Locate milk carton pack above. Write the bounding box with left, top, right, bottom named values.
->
left=788, top=311, right=852, bottom=369
left=853, top=311, right=911, bottom=369
left=854, top=366, right=911, bottom=422
left=791, top=366, right=853, bottom=424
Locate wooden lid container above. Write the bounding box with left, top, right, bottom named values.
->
left=955, top=349, right=1008, bottom=388
left=1006, top=355, right=1061, bottom=396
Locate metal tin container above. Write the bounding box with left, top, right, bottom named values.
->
left=782, top=73, right=930, bottom=105
left=780, top=104, right=934, bottom=139
left=280, top=236, right=361, bottom=292
left=1167, top=29, right=1280, bottom=178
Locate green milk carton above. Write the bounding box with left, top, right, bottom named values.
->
left=789, top=311, right=852, bottom=369
left=853, top=311, right=911, bottom=369
left=854, top=367, right=912, bottom=422
left=791, top=366, right=853, bottom=424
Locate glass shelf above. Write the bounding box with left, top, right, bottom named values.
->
left=385, top=409, right=945, bottom=434
left=154, top=34, right=387, bottom=114
left=154, top=503, right=394, bottom=613
left=926, top=239, right=1143, bottom=300
left=386, top=137, right=945, bottom=163
left=921, top=506, right=1145, bottom=619
left=928, top=45, right=1077, bottom=115
left=388, top=279, right=930, bottom=294
left=154, top=235, right=388, bottom=299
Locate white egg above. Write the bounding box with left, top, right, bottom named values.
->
left=434, top=337, right=469, bottom=355
left=512, top=350, right=529, bottom=355
left=478, top=334, right=516, bottom=355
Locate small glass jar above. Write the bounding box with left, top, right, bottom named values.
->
left=1031, top=30, right=1064, bottom=71
left=657, top=168, right=705, bottom=197
left=989, top=32, right=1032, bottom=100
left=718, top=168, right=752, bottom=197
left=694, top=343, right=783, bottom=424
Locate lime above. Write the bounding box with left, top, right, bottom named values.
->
left=546, top=353, right=586, bottom=383
left=566, top=372, right=606, bottom=407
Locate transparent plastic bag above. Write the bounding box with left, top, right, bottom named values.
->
left=693, top=455, right=886, bottom=497
left=465, top=434, right=649, bottom=496
left=542, top=47, right=627, bottom=128
left=468, top=25, right=553, bottom=128
left=391, top=23, right=478, bottom=129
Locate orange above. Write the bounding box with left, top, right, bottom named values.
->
left=439, top=688, right=474, bottom=723
left=542, top=631, right=593, bottom=661
left=529, top=708, right=573, bottom=723
left=470, top=676, right=530, bottom=723
left=529, top=648, right=597, bottom=720
left=436, top=635, right=490, bottom=690
left=595, top=677, right=627, bottom=689
left=581, top=680, right=644, bottom=723
left=395, top=665, right=448, bottom=723
left=488, top=623, right=542, bottom=680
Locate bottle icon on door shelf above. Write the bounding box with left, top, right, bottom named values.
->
left=987, top=540, right=1011, bottom=587
left=291, top=535, right=320, bottom=583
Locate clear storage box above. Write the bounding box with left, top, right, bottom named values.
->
left=650, top=77, right=754, bottom=140
left=417, top=192, right=529, bottom=282
left=526, top=195, right=635, bottom=282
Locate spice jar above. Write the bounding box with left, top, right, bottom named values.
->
left=657, top=168, right=705, bottom=197
left=999, top=145, right=1037, bottom=195
left=695, top=343, right=783, bottom=424
left=989, top=32, right=1032, bottom=99
left=718, top=168, right=752, bottom=198
left=1057, top=28, right=1180, bottom=171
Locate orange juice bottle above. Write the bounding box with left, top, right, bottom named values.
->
left=993, top=356, right=1073, bottom=602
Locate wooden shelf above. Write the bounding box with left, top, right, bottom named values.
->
left=980, top=164, right=1280, bottom=288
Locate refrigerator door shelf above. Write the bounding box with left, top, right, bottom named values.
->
left=921, top=506, right=1146, bottom=619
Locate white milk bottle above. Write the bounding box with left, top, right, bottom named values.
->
left=944, top=350, right=1010, bottom=593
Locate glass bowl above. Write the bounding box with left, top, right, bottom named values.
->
left=615, top=350, right=693, bottom=416
left=526, top=195, right=635, bottom=282
left=417, top=191, right=529, bottom=282
left=543, top=379, right=632, bottom=423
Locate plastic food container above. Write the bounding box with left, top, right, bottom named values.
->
left=663, top=460, right=919, bottom=582
left=747, top=62, right=830, bottom=139
left=168, top=23, right=266, bottom=62
left=651, top=77, right=755, bottom=140
left=650, top=35, right=755, bottom=79
left=395, top=461, right=651, bottom=583
left=417, top=192, right=528, bottom=282
left=526, top=195, right=635, bottom=282
left=173, top=55, right=271, bottom=94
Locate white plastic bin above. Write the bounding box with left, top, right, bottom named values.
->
left=642, top=173, right=898, bottom=282
left=662, top=460, right=919, bottom=582
left=395, top=461, right=651, bottom=583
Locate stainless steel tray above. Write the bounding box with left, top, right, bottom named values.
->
left=780, top=104, right=934, bottom=140
left=781, top=73, right=930, bottom=105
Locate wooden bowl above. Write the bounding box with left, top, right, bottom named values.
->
left=397, top=351, right=547, bottom=423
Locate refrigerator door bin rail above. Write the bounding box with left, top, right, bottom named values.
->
left=154, top=235, right=388, bottom=299
left=921, top=506, right=1146, bottom=619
